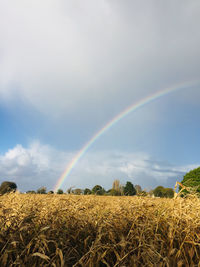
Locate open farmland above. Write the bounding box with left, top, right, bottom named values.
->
left=0, top=193, right=200, bottom=266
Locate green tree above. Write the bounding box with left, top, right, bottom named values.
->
left=153, top=186, right=164, bottom=197
left=73, top=189, right=83, bottom=195
left=109, top=188, right=121, bottom=196
left=163, top=188, right=174, bottom=198
left=84, top=188, right=92, bottom=195
left=57, top=189, right=64, bottom=194
left=153, top=186, right=174, bottom=198
left=37, top=187, right=47, bottom=194
left=26, top=190, right=36, bottom=194
left=180, top=167, right=200, bottom=194
left=123, top=182, right=136, bottom=196
left=92, top=185, right=105, bottom=195
left=0, top=181, right=17, bottom=195
left=106, top=189, right=112, bottom=195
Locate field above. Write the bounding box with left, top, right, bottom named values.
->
left=0, top=193, right=200, bottom=266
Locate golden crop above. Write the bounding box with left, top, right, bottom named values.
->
left=0, top=193, right=200, bottom=266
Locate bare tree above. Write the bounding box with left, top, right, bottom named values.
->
left=112, top=179, right=120, bottom=191
left=112, top=179, right=123, bottom=196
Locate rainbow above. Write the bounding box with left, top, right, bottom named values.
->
left=54, top=81, right=198, bottom=191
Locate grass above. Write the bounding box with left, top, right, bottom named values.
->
left=0, top=193, right=200, bottom=266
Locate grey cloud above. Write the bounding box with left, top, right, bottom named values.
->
left=0, top=0, right=200, bottom=124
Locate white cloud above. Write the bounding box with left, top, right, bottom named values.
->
left=0, top=142, right=198, bottom=192
left=0, top=142, right=66, bottom=191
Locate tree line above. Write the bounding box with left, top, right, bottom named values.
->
left=1, top=166, right=200, bottom=197
left=0, top=179, right=174, bottom=198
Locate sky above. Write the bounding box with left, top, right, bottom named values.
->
left=0, top=0, right=200, bottom=192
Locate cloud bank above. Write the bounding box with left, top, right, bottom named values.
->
left=0, top=142, right=197, bottom=192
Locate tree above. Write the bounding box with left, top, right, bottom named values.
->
left=112, top=179, right=120, bottom=190
left=180, top=167, right=200, bottom=194
left=106, top=189, right=112, bottom=195
left=0, top=181, right=17, bottom=195
left=92, top=185, right=105, bottom=195
left=153, top=186, right=165, bottom=197
left=109, top=188, right=121, bottom=196
left=135, top=185, right=142, bottom=194
left=67, top=186, right=74, bottom=194
left=153, top=186, right=174, bottom=198
left=26, top=190, right=36, bottom=194
left=163, top=188, right=174, bottom=198
left=123, top=182, right=136, bottom=196
left=84, top=188, right=92, bottom=195
left=48, top=191, right=54, bottom=194
left=57, top=189, right=64, bottom=194
left=37, top=187, right=47, bottom=194
left=73, top=189, right=83, bottom=195
left=112, top=179, right=123, bottom=196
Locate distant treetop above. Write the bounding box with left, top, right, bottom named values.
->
left=0, top=181, right=17, bottom=195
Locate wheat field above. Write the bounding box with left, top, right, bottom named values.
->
left=0, top=193, right=200, bottom=266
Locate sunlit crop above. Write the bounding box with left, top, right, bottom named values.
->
left=0, top=193, right=200, bottom=266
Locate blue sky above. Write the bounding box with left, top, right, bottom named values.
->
left=0, top=0, right=200, bottom=192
